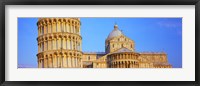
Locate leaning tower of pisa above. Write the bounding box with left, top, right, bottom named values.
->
left=37, top=18, right=82, bottom=68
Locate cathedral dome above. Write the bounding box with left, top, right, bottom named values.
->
left=107, top=24, right=123, bottom=40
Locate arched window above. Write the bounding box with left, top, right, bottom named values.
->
left=46, top=25, right=48, bottom=34
left=61, top=39, right=63, bottom=49
left=60, top=22, right=62, bottom=32
left=66, top=39, right=68, bottom=49
left=42, top=42, right=44, bottom=51
left=69, top=24, right=71, bottom=33
left=42, top=59, right=44, bottom=68
left=50, top=24, right=52, bottom=33
left=65, top=23, right=67, bottom=32
left=46, top=41, right=48, bottom=50
left=51, top=40, right=53, bottom=50
left=66, top=56, right=68, bottom=66
left=88, top=56, right=90, bottom=60
left=40, top=44, right=42, bottom=52
left=70, top=41, right=72, bottom=49
left=77, top=28, right=79, bottom=34
left=56, top=23, right=58, bottom=32
left=74, top=58, right=76, bottom=67
left=56, top=39, right=58, bottom=49
left=42, top=26, right=44, bottom=35
left=72, top=25, right=74, bottom=33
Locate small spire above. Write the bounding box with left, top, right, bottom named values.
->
left=114, top=22, right=118, bottom=30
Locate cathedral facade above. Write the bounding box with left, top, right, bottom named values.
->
left=37, top=18, right=172, bottom=68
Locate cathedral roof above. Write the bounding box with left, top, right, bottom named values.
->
left=83, top=52, right=106, bottom=54
left=153, top=62, right=171, bottom=66
left=114, top=47, right=133, bottom=53
left=106, top=24, right=123, bottom=40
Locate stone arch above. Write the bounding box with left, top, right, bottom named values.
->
left=58, top=18, right=62, bottom=22
left=45, top=54, right=48, bottom=58
left=114, top=62, right=116, bottom=68
left=128, top=54, right=131, bottom=59
left=124, top=61, right=127, bottom=68
left=49, top=54, right=53, bottom=57
left=42, top=20, right=46, bottom=25
left=58, top=34, right=62, bottom=38
left=73, top=52, right=76, bottom=56
left=72, top=20, right=75, bottom=25
left=41, top=37, right=44, bottom=42
left=48, top=54, right=53, bottom=68
left=49, top=18, right=52, bottom=23
left=119, top=61, right=122, bottom=68
left=58, top=51, right=63, bottom=56
left=74, top=20, right=78, bottom=25
left=53, top=52, right=58, bottom=56
left=44, top=36, right=48, bottom=41
left=119, top=54, right=122, bottom=59
left=69, top=52, right=72, bottom=56
left=44, top=19, right=48, bottom=24
left=44, top=55, right=48, bottom=68
left=68, top=20, right=70, bottom=24
left=53, top=34, right=57, bottom=39
left=115, top=55, right=118, bottom=60
left=63, top=18, right=67, bottom=22
left=124, top=54, right=127, bottom=59
left=128, top=61, right=131, bottom=68
left=72, top=36, right=75, bottom=40
left=60, top=18, right=64, bottom=22
left=68, top=35, right=71, bottom=40
left=64, top=35, right=67, bottom=39
left=121, top=61, right=124, bottom=68
left=48, top=35, right=53, bottom=40
left=53, top=18, right=57, bottom=23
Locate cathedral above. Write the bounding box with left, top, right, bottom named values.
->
left=37, top=18, right=172, bottom=68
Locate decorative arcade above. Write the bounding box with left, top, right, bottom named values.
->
left=36, top=18, right=172, bottom=68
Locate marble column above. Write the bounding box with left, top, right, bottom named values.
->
left=68, top=56, right=71, bottom=68
left=70, top=56, right=73, bottom=68
left=44, top=57, right=48, bottom=68
left=63, top=55, right=66, bottom=68
left=38, top=59, right=41, bottom=68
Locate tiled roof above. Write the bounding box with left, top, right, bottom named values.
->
left=153, top=62, right=171, bottom=66
left=83, top=52, right=106, bottom=54
left=111, top=47, right=133, bottom=54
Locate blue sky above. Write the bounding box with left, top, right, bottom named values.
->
left=18, top=18, right=182, bottom=68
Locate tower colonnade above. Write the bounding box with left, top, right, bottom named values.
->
left=108, top=53, right=140, bottom=68
left=37, top=18, right=81, bottom=36
left=37, top=18, right=82, bottom=68
left=37, top=33, right=82, bottom=53
left=37, top=50, right=82, bottom=68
